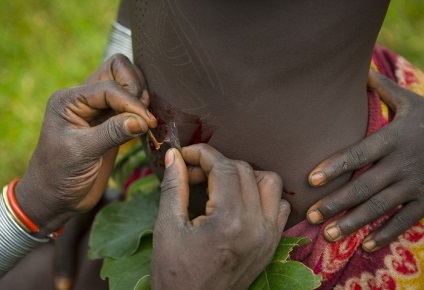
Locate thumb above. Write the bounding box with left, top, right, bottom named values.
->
left=87, top=113, right=147, bottom=156
left=276, top=199, right=291, bottom=237
left=158, top=149, right=190, bottom=227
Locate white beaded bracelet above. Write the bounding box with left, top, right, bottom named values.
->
left=0, top=186, right=48, bottom=278
left=102, top=22, right=133, bottom=63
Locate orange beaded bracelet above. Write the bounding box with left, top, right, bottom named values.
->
left=6, top=179, right=63, bottom=240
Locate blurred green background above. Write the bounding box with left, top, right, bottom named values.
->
left=0, top=1, right=423, bottom=185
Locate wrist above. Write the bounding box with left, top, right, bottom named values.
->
left=14, top=176, right=68, bottom=238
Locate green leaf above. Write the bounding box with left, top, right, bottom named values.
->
left=127, top=174, right=160, bottom=199
left=88, top=191, right=160, bottom=259
left=250, top=261, right=321, bottom=290
left=272, top=237, right=310, bottom=263
left=90, top=190, right=321, bottom=290
left=249, top=237, right=321, bottom=290
left=134, top=275, right=151, bottom=290
left=101, top=236, right=153, bottom=290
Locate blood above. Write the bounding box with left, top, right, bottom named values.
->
left=283, top=187, right=296, bottom=196
left=145, top=92, right=216, bottom=168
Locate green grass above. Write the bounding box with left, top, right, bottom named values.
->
left=378, top=1, right=424, bottom=70
left=0, top=1, right=423, bottom=186
left=0, top=0, right=118, bottom=185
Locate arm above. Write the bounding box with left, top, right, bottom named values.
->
left=0, top=54, right=156, bottom=277
left=102, top=0, right=133, bottom=62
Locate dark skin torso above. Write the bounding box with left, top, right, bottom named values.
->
left=0, top=2, right=391, bottom=289
left=128, top=0, right=390, bottom=228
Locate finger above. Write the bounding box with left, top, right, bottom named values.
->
left=133, top=65, right=151, bottom=107
left=276, top=200, right=291, bottom=238
left=362, top=202, right=424, bottom=252
left=368, top=69, right=407, bottom=112
left=308, top=125, right=397, bottom=187
left=57, top=81, right=157, bottom=127
left=322, top=181, right=408, bottom=242
left=85, top=54, right=146, bottom=99
left=255, top=171, right=284, bottom=226
left=236, top=161, right=261, bottom=211
left=82, top=113, right=147, bottom=156
left=157, top=149, right=190, bottom=227
left=307, top=162, right=397, bottom=224
left=186, top=165, right=208, bottom=185
left=182, top=144, right=243, bottom=214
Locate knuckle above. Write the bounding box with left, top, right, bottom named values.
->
left=100, top=119, right=130, bottom=148
left=394, top=214, right=414, bottom=231
left=111, top=53, right=130, bottom=63
left=261, top=171, right=283, bottom=190
left=409, top=175, right=424, bottom=194
left=160, top=176, right=179, bottom=194
left=195, top=143, right=216, bottom=156
left=216, top=159, right=239, bottom=176
left=222, top=217, right=243, bottom=239
left=347, top=146, right=368, bottom=167
left=48, top=89, right=70, bottom=111
left=196, top=143, right=211, bottom=151
left=235, top=160, right=254, bottom=175
left=319, top=200, right=341, bottom=217
left=348, top=179, right=373, bottom=200
left=366, top=197, right=390, bottom=217
left=102, top=80, right=119, bottom=91
left=49, top=89, right=65, bottom=103
left=215, top=248, right=240, bottom=272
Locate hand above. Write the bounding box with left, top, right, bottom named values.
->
left=15, top=54, right=157, bottom=237
left=307, top=69, right=424, bottom=252
left=151, top=144, right=290, bottom=290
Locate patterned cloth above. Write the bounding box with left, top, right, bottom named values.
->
left=110, top=45, right=424, bottom=289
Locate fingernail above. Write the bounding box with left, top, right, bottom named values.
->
left=125, top=116, right=144, bottom=135
left=325, top=226, right=341, bottom=241
left=307, top=210, right=324, bottom=224
left=165, top=149, right=175, bottom=168
left=362, top=239, right=376, bottom=252
left=146, top=110, right=156, bottom=121
left=309, top=171, right=326, bottom=187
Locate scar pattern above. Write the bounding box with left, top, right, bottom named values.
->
left=132, top=0, right=224, bottom=113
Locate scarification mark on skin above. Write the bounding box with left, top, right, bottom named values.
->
left=176, top=78, right=206, bottom=108
left=148, top=64, right=172, bottom=98
left=135, top=0, right=224, bottom=111
left=158, top=1, right=204, bottom=77
left=173, top=60, right=194, bottom=66
left=141, top=32, right=157, bottom=56
left=165, top=43, right=184, bottom=54
left=182, top=105, right=207, bottom=112
left=201, top=112, right=216, bottom=124
left=168, top=0, right=224, bottom=93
